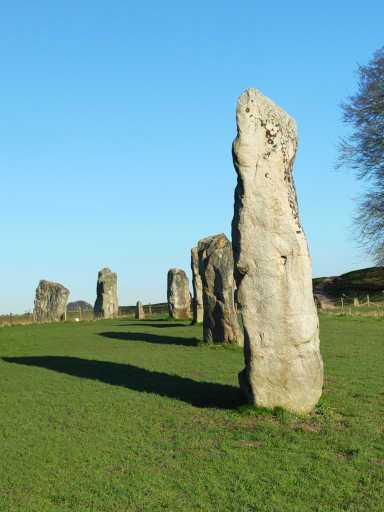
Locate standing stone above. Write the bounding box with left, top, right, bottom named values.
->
left=167, top=268, right=190, bottom=319
left=135, top=300, right=145, bottom=320
left=94, top=267, right=118, bottom=318
left=231, top=87, right=323, bottom=414
left=33, top=280, right=70, bottom=322
left=191, top=247, right=204, bottom=323
left=353, top=297, right=359, bottom=307
left=197, top=234, right=243, bottom=346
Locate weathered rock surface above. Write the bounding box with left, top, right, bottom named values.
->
left=94, top=267, right=118, bottom=318
left=33, top=280, right=70, bottom=322
left=231, top=87, right=323, bottom=414
left=191, top=247, right=204, bottom=323
left=135, top=300, right=145, bottom=320
left=167, top=268, right=190, bottom=319
left=197, top=234, right=243, bottom=346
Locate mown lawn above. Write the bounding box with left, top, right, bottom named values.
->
left=0, top=315, right=383, bottom=511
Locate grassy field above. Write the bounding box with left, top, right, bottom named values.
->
left=0, top=316, right=383, bottom=511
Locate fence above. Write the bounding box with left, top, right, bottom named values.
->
left=118, top=302, right=169, bottom=317
left=0, top=313, right=35, bottom=327
left=318, top=294, right=384, bottom=317
left=0, top=302, right=171, bottom=328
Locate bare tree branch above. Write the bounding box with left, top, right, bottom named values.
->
left=337, top=46, right=384, bottom=262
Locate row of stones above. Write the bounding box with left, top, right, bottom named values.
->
left=32, top=88, right=323, bottom=414
left=32, top=267, right=119, bottom=322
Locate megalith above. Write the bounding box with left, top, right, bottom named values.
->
left=197, top=234, right=243, bottom=346
left=135, top=300, right=145, bottom=320
left=191, top=247, right=204, bottom=323
left=33, top=280, right=70, bottom=322
left=231, top=87, right=323, bottom=414
left=94, top=267, right=118, bottom=318
left=167, top=268, right=190, bottom=319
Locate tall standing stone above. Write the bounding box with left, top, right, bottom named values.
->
left=191, top=247, right=204, bottom=323
left=94, top=267, right=118, bottom=319
left=33, top=280, right=70, bottom=322
left=167, top=268, right=190, bottom=319
left=197, top=234, right=243, bottom=346
left=135, top=300, right=145, bottom=320
left=231, top=87, right=323, bottom=414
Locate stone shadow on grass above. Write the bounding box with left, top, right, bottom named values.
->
left=99, top=331, right=200, bottom=347
left=3, top=356, right=241, bottom=409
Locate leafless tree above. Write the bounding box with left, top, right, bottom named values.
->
left=337, top=46, right=384, bottom=263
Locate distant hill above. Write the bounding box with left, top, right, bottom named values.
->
left=67, top=300, right=93, bottom=312
left=313, top=266, right=384, bottom=306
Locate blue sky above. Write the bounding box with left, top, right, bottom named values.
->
left=1, top=1, right=383, bottom=313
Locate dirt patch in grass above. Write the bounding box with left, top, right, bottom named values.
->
left=107, top=465, right=131, bottom=474
left=183, top=370, right=206, bottom=378
left=335, top=453, right=349, bottom=461
left=299, top=422, right=323, bottom=433
left=333, top=422, right=348, bottom=430
left=324, top=376, right=339, bottom=384
left=236, top=441, right=265, bottom=448
left=335, top=449, right=357, bottom=461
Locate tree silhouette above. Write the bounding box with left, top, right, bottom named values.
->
left=337, top=46, right=384, bottom=263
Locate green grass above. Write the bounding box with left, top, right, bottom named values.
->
left=0, top=316, right=383, bottom=511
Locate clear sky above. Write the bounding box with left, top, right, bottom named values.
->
left=2, top=1, right=383, bottom=313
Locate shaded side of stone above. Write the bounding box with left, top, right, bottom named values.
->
left=197, top=233, right=243, bottom=346
left=94, top=267, right=118, bottom=319
left=191, top=246, right=204, bottom=323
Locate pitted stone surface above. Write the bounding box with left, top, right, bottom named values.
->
left=94, top=267, right=118, bottom=318
left=231, top=88, right=323, bottom=413
left=135, top=300, right=145, bottom=320
left=191, top=247, right=204, bottom=323
left=33, top=280, right=70, bottom=322
left=198, top=234, right=243, bottom=346
left=167, top=268, right=190, bottom=319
